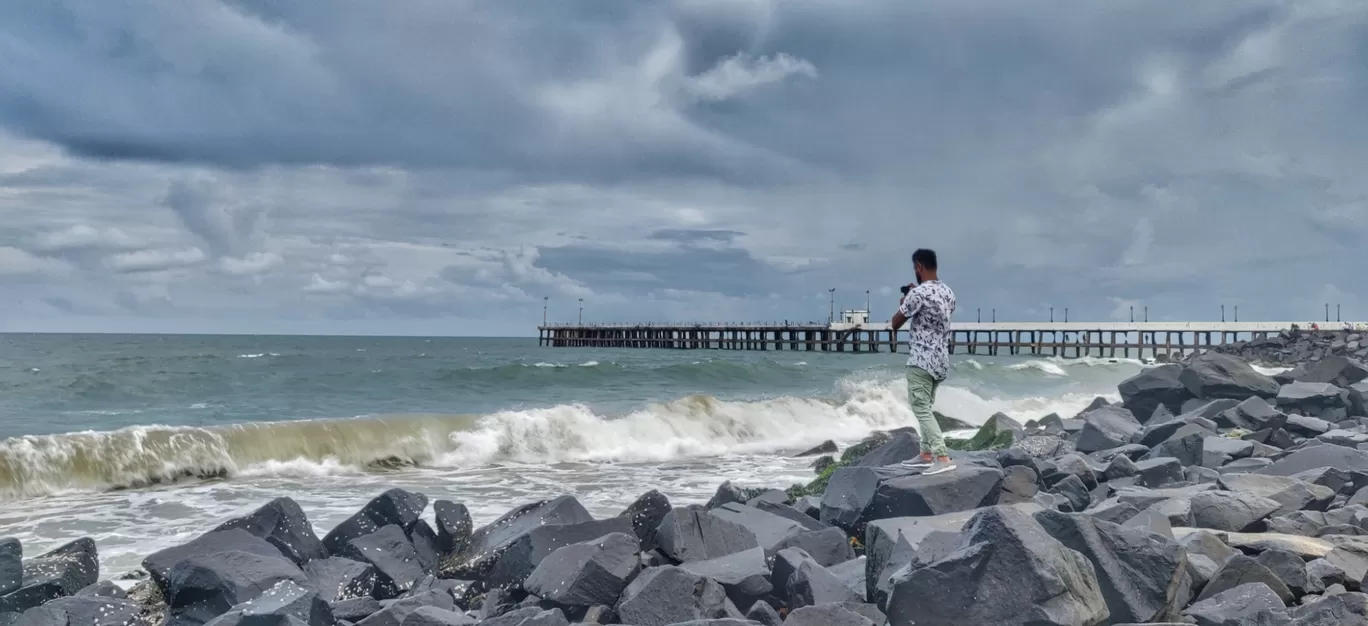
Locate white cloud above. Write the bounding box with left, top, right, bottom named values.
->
left=219, top=251, right=283, bottom=276
left=683, top=52, right=818, bottom=103
left=104, top=247, right=207, bottom=273
left=0, top=246, right=71, bottom=276
left=31, top=224, right=145, bottom=253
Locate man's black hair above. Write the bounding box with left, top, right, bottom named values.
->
left=912, top=248, right=938, bottom=270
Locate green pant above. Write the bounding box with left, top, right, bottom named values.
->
left=907, top=367, right=947, bottom=457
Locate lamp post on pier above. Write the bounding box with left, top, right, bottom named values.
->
left=543, top=297, right=548, bottom=325
left=828, top=288, right=835, bottom=324
left=578, top=298, right=583, bottom=325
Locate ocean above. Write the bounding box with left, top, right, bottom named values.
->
left=0, top=333, right=1144, bottom=577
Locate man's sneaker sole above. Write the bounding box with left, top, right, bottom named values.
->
left=900, top=460, right=933, bottom=469
left=922, top=464, right=957, bottom=476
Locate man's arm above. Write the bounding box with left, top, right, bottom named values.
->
left=891, top=284, right=919, bottom=330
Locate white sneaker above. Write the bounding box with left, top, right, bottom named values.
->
left=923, top=460, right=957, bottom=476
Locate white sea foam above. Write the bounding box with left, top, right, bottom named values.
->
left=1006, top=360, right=1069, bottom=377
left=1251, top=364, right=1292, bottom=376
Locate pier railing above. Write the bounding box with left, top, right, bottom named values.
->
left=537, top=321, right=1368, bottom=360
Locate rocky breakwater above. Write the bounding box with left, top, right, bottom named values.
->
left=1196, top=327, right=1368, bottom=368
left=6, top=352, right=1368, bottom=625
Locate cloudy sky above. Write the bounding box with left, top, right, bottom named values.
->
left=1, top=0, right=1364, bottom=336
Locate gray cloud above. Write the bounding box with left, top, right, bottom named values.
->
left=1, top=0, right=1366, bottom=334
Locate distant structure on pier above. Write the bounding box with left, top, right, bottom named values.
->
left=539, top=315, right=1368, bottom=360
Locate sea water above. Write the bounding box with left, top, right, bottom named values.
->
left=0, top=333, right=1145, bottom=575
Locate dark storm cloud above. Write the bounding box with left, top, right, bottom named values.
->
left=1, top=0, right=1367, bottom=333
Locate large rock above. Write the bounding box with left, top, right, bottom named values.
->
left=1255, top=549, right=1316, bottom=598
left=0, top=540, right=99, bottom=615
left=1119, top=364, right=1195, bottom=423
left=432, top=501, right=473, bottom=557
left=863, top=511, right=984, bottom=605
left=355, top=589, right=455, bottom=626
left=1297, top=356, right=1368, bottom=388
left=1034, top=510, right=1191, bottom=624
left=771, top=548, right=859, bottom=610
left=1189, top=491, right=1282, bottom=532
left=9, top=595, right=140, bottom=626
left=1181, top=582, right=1287, bottom=626
left=407, top=521, right=439, bottom=574
left=1203, top=436, right=1255, bottom=468
left=143, top=529, right=290, bottom=592
left=678, top=547, right=771, bottom=610
left=442, top=497, right=632, bottom=588
left=1195, top=554, right=1294, bottom=605
left=769, top=527, right=854, bottom=568
left=868, top=466, right=1003, bottom=519
left=524, top=532, right=640, bottom=609
left=1218, top=474, right=1335, bottom=516
left=396, top=606, right=476, bottom=626
left=1181, top=352, right=1281, bottom=400
left=885, top=506, right=1108, bottom=626
left=1213, top=398, right=1287, bottom=432
left=1001, top=465, right=1041, bottom=503
left=782, top=604, right=878, bottom=626
left=0, top=539, right=19, bottom=597
left=164, top=549, right=309, bottom=626
left=1142, top=428, right=1206, bottom=468
left=707, top=504, right=810, bottom=558
left=1257, top=446, right=1368, bottom=477
left=656, top=507, right=759, bottom=564
left=855, top=432, right=922, bottom=467
left=614, top=566, right=742, bottom=626
left=1076, top=406, right=1144, bottom=454
left=322, top=489, right=429, bottom=556
left=1279, top=382, right=1350, bottom=415
left=302, top=557, right=376, bottom=602
left=336, top=525, right=426, bottom=599
left=620, top=491, right=671, bottom=553
left=201, top=580, right=333, bottom=626
left=819, top=467, right=915, bottom=534
left=214, top=498, right=327, bottom=566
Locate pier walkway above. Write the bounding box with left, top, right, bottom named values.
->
left=538, top=319, right=1368, bottom=360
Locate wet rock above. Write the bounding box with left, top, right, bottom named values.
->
left=1218, top=474, right=1335, bottom=516
left=746, top=490, right=789, bottom=508
left=1, top=540, right=20, bottom=597
left=1189, top=490, right=1283, bottom=532
left=772, top=549, right=859, bottom=610
left=1049, top=453, right=1101, bottom=490
left=432, top=502, right=473, bottom=557
left=1122, top=505, right=1175, bottom=539
left=614, top=566, right=742, bottom=626
left=1257, top=446, right=1368, bottom=477
left=656, top=507, right=760, bottom=564
left=1001, top=465, right=1040, bottom=504
left=322, top=489, right=430, bottom=556
left=1049, top=474, right=1091, bottom=512
left=72, top=582, right=124, bottom=600
left=10, top=595, right=140, bottom=626
left=524, top=532, right=640, bottom=610
left=1119, top=364, right=1195, bottom=423
left=791, top=497, right=821, bottom=521
left=0, top=539, right=100, bottom=615
left=743, top=601, right=780, bottom=626
left=869, top=465, right=1003, bottom=519
left=769, top=527, right=853, bottom=568
left=1181, top=352, right=1281, bottom=400
left=677, top=546, right=770, bottom=612
left=407, top=522, right=439, bottom=575
left=620, top=491, right=671, bottom=554
left=705, top=482, right=749, bottom=510
left=1279, top=382, right=1350, bottom=416
left=885, top=506, right=1107, bottom=626
left=1288, top=592, right=1368, bottom=626
left=164, top=549, right=309, bottom=626
left=829, top=558, right=868, bottom=603
left=1181, top=582, right=1287, bottom=626
left=708, top=504, right=813, bottom=559
left=303, top=557, right=376, bottom=602
left=357, top=589, right=456, bottom=626
left=1215, top=398, right=1288, bottom=432
left=863, top=510, right=986, bottom=605
left=1034, top=510, right=1190, bottom=624
left=336, top=525, right=426, bottom=599
left=797, top=440, right=838, bottom=457
left=1286, top=415, right=1335, bottom=438
left=214, top=498, right=327, bottom=567
left=1256, top=549, right=1315, bottom=598
left=1297, top=356, right=1368, bottom=388
left=818, top=466, right=915, bottom=534
left=474, top=606, right=567, bottom=626
left=1013, top=435, right=1076, bottom=460
left=1103, top=455, right=1140, bottom=482
left=396, top=606, right=476, bottom=626
left=1076, top=406, right=1144, bottom=454
left=331, top=597, right=381, bottom=623
left=1222, top=532, right=1333, bottom=560
left=1204, top=437, right=1255, bottom=468
left=201, top=580, right=333, bottom=626
left=1135, top=458, right=1186, bottom=488
left=1306, top=559, right=1349, bottom=593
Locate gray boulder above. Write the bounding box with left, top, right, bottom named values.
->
left=397, top=606, right=476, bottom=626
left=214, top=497, right=327, bottom=566
left=885, top=506, right=1108, bottom=626
left=855, top=432, right=922, bottom=467
left=819, top=466, right=915, bottom=534
left=201, top=580, right=332, bottom=626
left=143, top=529, right=290, bottom=593
left=1297, top=356, right=1368, bottom=388
left=1258, top=446, right=1368, bottom=477
left=1279, top=382, right=1350, bottom=416
left=1076, top=406, right=1144, bottom=454
left=1181, top=582, right=1288, bottom=626
left=425, top=505, right=467, bottom=564
left=1181, top=352, right=1281, bottom=400
left=769, top=527, right=854, bottom=568
left=678, top=547, right=770, bottom=611
left=1218, top=474, right=1335, bottom=516
left=1214, top=398, right=1287, bottom=432
left=1203, top=437, right=1255, bottom=468
left=524, top=532, right=640, bottom=609
left=744, top=601, right=780, bottom=626
left=0, top=539, right=99, bottom=615
left=9, top=595, right=139, bottom=626
left=1189, top=490, right=1283, bottom=531
left=1001, top=465, right=1040, bottom=503
left=1049, top=474, right=1092, bottom=512
left=1256, top=550, right=1315, bottom=598
left=1196, top=554, right=1294, bottom=605
left=656, top=507, right=760, bottom=564
left=614, top=566, right=742, bottom=626
left=355, top=589, right=455, bottom=626
left=322, top=489, right=429, bottom=556
left=1135, top=458, right=1186, bottom=488
left=869, top=466, right=1003, bottom=519
left=1, top=539, right=20, bottom=596
left=707, top=504, right=812, bottom=558
left=771, top=549, right=859, bottom=610
left=303, top=556, right=376, bottom=602
left=73, top=582, right=124, bottom=599
left=1119, top=364, right=1195, bottom=423
left=1050, top=454, right=1101, bottom=490
left=1143, top=429, right=1206, bottom=468
left=331, top=596, right=381, bottom=622
left=1035, top=510, right=1190, bottom=623
left=862, top=511, right=981, bottom=606
left=782, top=604, right=876, bottom=626
left=336, top=525, right=426, bottom=599
left=164, top=549, right=309, bottom=626
left=620, top=490, right=671, bottom=553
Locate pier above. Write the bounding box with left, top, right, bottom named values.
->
left=538, top=317, right=1368, bottom=360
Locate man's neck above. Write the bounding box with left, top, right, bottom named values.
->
left=921, top=272, right=939, bottom=283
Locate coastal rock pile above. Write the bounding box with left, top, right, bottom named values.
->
left=5, top=350, right=1368, bottom=625
left=1196, top=328, right=1368, bottom=368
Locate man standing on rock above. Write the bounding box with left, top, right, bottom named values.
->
left=891, top=248, right=957, bottom=475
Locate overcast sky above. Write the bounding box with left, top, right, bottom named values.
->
left=1, top=1, right=1364, bottom=336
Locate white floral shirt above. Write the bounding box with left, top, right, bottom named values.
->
left=899, top=280, right=957, bottom=380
